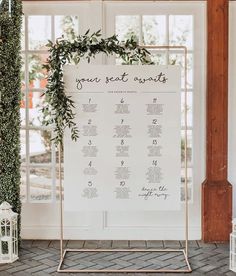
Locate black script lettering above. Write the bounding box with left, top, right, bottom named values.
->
left=106, top=72, right=129, bottom=84
left=134, top=72, right=168, bottom=84
left=76, top=77, right=101, bottom=90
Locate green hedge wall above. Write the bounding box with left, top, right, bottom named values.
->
left=0, top=0, right=22, bottom=238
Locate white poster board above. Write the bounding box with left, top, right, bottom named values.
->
left=64, top=65, right=181, bottom=211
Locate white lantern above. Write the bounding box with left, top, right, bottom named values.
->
left=230, top=219, right=236, bottom=272
left=0, top=202, right=18, bottom=263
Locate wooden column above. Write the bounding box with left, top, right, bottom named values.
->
left=202, top=0, right=232, bottom=242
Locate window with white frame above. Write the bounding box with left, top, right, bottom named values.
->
left=20, top=14, right=79, bottom=202
left=20, top=2, right=204, bottom=204
left=114, top=14, right=194, bottom=202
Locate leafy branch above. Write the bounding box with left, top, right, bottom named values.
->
left=43, top=30, right=153, bottom=145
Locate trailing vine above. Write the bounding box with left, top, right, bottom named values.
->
left=43, top=30, right=153, bottom=145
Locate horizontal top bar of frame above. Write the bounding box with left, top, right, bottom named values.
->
left=139, top=45, right=188, bottom=50
left=21, top=49, right=193, bottom=54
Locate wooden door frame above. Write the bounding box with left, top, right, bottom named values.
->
left=202, top=0, right=232, bottom=242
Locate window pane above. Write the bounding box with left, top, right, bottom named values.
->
left=142, top=16, right=166, bottom=45
left=29, top=130, right=52, bottom=164
left=21, top=16, right=25, bottom=51
left=55, top=15, right=79, bottom=41
left=20, top=129, right=26, bottom=162
left=20, top=91, right=26, bottom=127
left=169, top=15, right=193, bottom=49
left=28, top=54, right=48, bottom=89
left=20, top=167, right=27, bottom=201
left=181, top=186, right=192, bottom=202
left=181, top=168, right=192, bottom=202
left=169, top=53, right=193, bottom=89
left=28, top=91, right=45, bottom=127
left=181, top=130, right=192, bottom=166
left=150, top=52, right=166, bottom=65
left=21, top=54, right=25, bottom=90
left=116, top=15, right=140, bottom=43
left=181, top=92, right=193, bottom=128
left=115, top=58, right=125, bottom=65
left=56, top=166, right=64, bottom=200
left=28, top=16, right=51, bottom=50
left=115, top=57, right=139, bottom=65
left=56, top=148, right=64, bottom=164
left=30, top=167, right=52, bottom=201
left=181, top=168, right=192, bottom=184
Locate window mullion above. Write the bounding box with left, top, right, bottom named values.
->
left=139, top=15, right=143, bottom=45
left=25, top=15, right=30, bottom=203
left=166, top=14, right=170, bottom=65
left=51, top=15, right=57, bottom=202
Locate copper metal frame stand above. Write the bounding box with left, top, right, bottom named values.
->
left=58, top=249, right=191, bottom=273
left=57, top=45, right=192, bottom=273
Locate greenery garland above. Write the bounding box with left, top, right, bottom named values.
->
left=43, top=30, right=153, bottom=145
left=0, top=0, right=22, bottom=239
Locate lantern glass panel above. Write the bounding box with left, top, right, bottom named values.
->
left=28, top=16, right=51, bottom=50
left=1, top=219, right=11, bottom=237
left=0, top=238, right=12, bottom=263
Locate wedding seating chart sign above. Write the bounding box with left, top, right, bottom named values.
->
left=64, top=65, right=181, bottom=211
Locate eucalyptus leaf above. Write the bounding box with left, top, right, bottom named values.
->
left=43, top=30, right=153, bottom=145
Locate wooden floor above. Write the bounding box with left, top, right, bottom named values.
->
left=0, top=240, right=233, bottom=275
